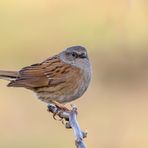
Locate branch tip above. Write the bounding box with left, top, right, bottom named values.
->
left=47, top=104, right=87, bottom=148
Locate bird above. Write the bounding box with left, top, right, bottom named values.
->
left=0, top=46, right=92, bottom=110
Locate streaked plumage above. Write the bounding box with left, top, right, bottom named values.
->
left=0, top=46, right=92, bottom=104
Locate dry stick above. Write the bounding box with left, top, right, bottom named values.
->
left=47, top=104, right=87, bottom=148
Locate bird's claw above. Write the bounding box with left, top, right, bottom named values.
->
left=52, top=109, right=63, bottom=120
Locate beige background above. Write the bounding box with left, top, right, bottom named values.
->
left=0, top=0, right=148, bottom=148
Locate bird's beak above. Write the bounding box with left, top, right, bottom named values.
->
left=79, top=53, right=88, bottom=59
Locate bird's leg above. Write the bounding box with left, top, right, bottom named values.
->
left=49, top=100, right=70, bottom=121
left=51, top=100, right=70, bottom=111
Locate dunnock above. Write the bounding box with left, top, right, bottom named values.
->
left=0, top=46, right=92, bottom=109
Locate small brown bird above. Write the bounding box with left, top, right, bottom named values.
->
left=0, top=46, right=92, bottom=110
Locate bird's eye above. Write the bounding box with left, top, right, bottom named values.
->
left=71, top=52, right=78, bottom=58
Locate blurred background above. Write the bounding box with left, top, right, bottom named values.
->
left=0, top=0, right=148, bottom=148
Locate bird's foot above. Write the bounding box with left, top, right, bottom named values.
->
left=49, top=100, right=70, bottom=121
left=51, top=100, right=70, bottom=111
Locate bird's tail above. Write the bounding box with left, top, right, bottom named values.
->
left=0, top=70, right=18, bottom=81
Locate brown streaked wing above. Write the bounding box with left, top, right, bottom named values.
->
left=8, top=56, right=80, bottom=89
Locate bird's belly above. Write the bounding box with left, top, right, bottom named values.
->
left=36, top=81, right=88, bottom=104
left=36, top=68, right=91, bottom=104
left=36, top=83, right=87, bottom=104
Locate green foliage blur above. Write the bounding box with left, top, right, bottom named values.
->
left=0, top=0, right=148, bottom=148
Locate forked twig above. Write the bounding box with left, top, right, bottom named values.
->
left=47, top=104, right=87, bottom=148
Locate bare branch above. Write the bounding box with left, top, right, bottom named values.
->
left=47, top=104, right=87, bottom=148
